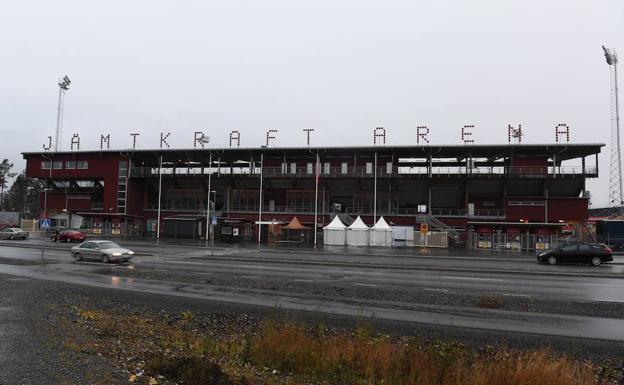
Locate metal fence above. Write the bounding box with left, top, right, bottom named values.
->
left=413, top=231, right=449, bottom=248
left=468, top=233, right=570, bottom=252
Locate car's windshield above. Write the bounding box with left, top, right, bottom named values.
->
left=97, top=241, right=121, bottom=249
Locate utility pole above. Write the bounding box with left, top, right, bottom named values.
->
left=603, top=46, right=622, bottom=215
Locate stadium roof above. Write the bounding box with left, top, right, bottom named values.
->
left=24, top=143, right=603, bottom=161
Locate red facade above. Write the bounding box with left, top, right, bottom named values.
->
left=23, top=143, right=602, bottom=242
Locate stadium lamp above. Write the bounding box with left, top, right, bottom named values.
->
left=603, top=45, right=618, bottom=65
left=58, top=75, right=71, bottom=90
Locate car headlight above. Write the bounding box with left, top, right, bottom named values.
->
left=128, top=251, right=134, bottom=255
left=112, top=252, right=122, bottom=256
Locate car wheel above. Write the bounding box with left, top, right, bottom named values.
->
left=591, top=257, right=602, bottom=266
left=101, top=254, right=109, bottom=263
left=547, top=256, right=557, bottom=265
left=74, top=253, right=83, bottom=262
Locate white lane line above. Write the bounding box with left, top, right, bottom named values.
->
left=353, top=283, right=378, bottom=287
left=343, top=270, right=383, bottom=275
left=240, top=275, right=259, bottom=279
left=502, top=293, right=531, bottom=298
left=293, top=279, right=315, bottom=283
left=440, top=276, right=504, bottom=282
left=423, top=288, right=449, bottom=293
left=582, top=283, right=624, bottom=288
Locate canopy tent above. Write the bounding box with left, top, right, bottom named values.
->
left=282, top=216, right=308, bottom=230
left=323, top=216, right=346, bottom=245
left=370, top=216, right=393, bottom=247
left=346, top=216, right=370, bottom=246
left=281, top=216, right=312, bottom=243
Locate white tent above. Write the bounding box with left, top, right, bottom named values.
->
left=346, top=216, right=370, bottom=246
left=323, top=216, right=347, bottom=245
left=371, top=216, right=393, bottom=247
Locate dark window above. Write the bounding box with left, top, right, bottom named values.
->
left=562, top=245, right=577, bottom=252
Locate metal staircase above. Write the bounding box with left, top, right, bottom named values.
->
left=335, top=213, right=355, bottom=226
left=415, top=214, right=461, bottom=241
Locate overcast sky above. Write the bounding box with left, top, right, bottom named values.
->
left=1, top=0, right=622, bottom=206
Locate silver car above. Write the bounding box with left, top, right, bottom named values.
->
left=0, top=228, right=29, bottom=240
left=71, top=240, right=134, bottom=263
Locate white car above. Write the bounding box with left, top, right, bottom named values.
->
left=71, top=240, right=134, bottom=263
left=0, top=228, right=29, bottom=240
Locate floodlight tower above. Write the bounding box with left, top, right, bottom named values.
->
left=55, top=75, right=71, bottom=152
left=603, top=46, right=622, bottom=215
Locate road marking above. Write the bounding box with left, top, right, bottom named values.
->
left=440, top=276, right=504, bottom=282
left=502, top=293, right=531, bottom=298
left=293, top=279, right=315, bottom=283
left=240, top=275, right=259, bottom=279
left=423, top=288, right=449, bottom=293
left=353, top=283, right=378, bottom=287
left=582, top=283, right=624, bottom=288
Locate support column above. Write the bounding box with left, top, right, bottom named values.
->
left=544, top=184, right=549, bottom=223
left=428, top=185, right=432, bottom=215
left=374, top=151, right=378, bottom=224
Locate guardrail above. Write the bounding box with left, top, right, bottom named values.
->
left=131, top=165, right=596, bottom=178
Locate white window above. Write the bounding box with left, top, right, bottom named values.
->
left=341, top=162, right=348, bottom=175
left=65, top=161, right=76, bottom=169
left=307, top=163, right=313, bottom=174
left=77, top=161, right=88, bottom=169
left=324, top=162, right=330, bottom=175
left=281, top=163, right=287, bottom=174
left=41, top=161, right=51, bottom=170
left=386, top=162, right=393, bottom=174
left=366, top=162, right=373, bottom=174
left=53, top=161, right=63, bottom=169
left=290, top=163, right=297, bottom=174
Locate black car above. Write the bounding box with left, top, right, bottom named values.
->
left=537, top=243, right=613, bottom=266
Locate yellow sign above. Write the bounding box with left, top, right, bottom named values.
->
left=420, top=223, right=429, bottom=234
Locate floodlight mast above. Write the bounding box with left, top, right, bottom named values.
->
left=603, top=46, right=622, bottom=215
left=55, top=75, right=71, bottom=152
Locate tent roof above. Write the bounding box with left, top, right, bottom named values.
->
left=372, top=216, right=392, bottom=230
left=324, top=216, right=346, bottom=229
left=348, top=216, right=369, bottom=230
left=283, top=216, right=309, bottom=230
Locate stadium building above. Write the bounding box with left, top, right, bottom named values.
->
left=23, top=143, right=602, bottom=250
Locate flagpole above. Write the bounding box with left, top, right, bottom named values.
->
left=258, top=153, right=263, bottom=245
left=205, top=152, right=212, bottom=248
left=156, top=155, right=163, bottom=245
left=314, top=153, right=319, bottom=248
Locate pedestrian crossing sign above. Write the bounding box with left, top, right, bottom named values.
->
left=40, top=218, right=50, bottom=230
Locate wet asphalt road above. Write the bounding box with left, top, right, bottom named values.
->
left=1, top=240, right=624, bottom=342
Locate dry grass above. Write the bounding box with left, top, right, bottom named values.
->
left=65, top=307, right=611, bottom=385
left=477, top=294, right=505, bottom=309
left=251, top=319, right=604, bottom=385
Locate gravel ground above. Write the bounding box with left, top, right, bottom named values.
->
left=94, top=266, right=624, bottom=320
left=2, top=272, right=624, bottom=385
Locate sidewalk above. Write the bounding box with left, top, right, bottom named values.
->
left=21, top=231, right=536, bottom=259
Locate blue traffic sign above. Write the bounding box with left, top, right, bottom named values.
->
left=40, top=218, right=50, bottom=229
